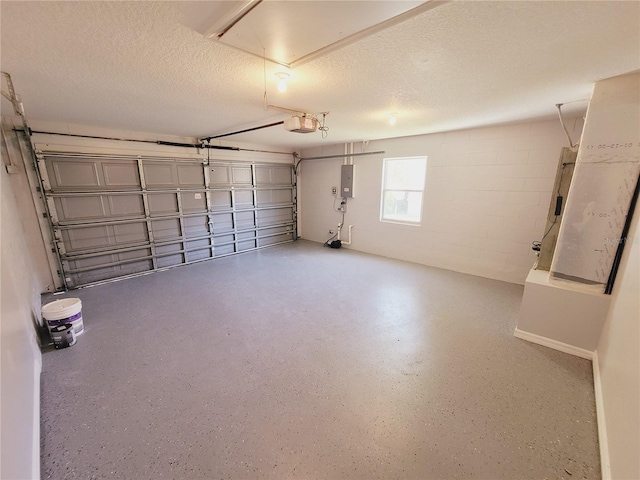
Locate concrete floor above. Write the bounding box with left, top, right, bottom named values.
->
left=40, top=240, right=600, bottom=479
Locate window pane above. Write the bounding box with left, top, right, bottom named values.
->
left=380, top=156, right=426, bottom=224
left=385, top=158, right=426, bottom=191
left=382, top=191, right=423, bottom=223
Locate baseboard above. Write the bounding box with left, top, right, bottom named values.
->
left=514, top=330, right=611, bottom=478
left=592, top=352, right=611, bottom=480
left=513, top=328, right=594, bottom=360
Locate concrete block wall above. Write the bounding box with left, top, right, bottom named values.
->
left=299, top=118, right=584, bottom=285
left=1, top=121, right=46, bottom=480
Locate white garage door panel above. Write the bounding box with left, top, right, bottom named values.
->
left=256, top=207, right=294, bottom=227
left=181, top=192, right=208, bottom=213
left=102, top=163, right=140, bottom=188
left=39, top=153, right=296, bottom=288
left=52, top=161, right=100, bottom=188
left=143, top=161, right=207, bottom=189
left=259, top=233, right=294, bottom=247
left=255, top=165, right=293, bottom=185
left=47, top=157, right=140, bottom=191
left=184, top=216, right=209, bottom=238
left=209, top=166, right=232, bottom=185
left=234, top=190, right=254, bottom=207
left=109, top=195, right=146, bottom=217
left=148, top=193, right=179, bottom=215
left=57, top=196, right=106, bottom=221
left=62, top=222, right=149, bottom=253
left=68, top=251, right=153, bottom=285
left=231, top=166, right=252, bottom=185
left=256, top=188, right=293, bottom=206
left=55, top=194, right=146, bottom=222
left=210, top=213, right=234, bottom=233
left=152, top=218, right=181, bottom=240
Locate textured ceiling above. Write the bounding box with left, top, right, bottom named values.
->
left=213, top=1, right=427, bottom=67
left=1, top=1, right=639, bottom=149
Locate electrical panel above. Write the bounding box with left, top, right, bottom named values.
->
left=341, top=164, right=354, bottom=198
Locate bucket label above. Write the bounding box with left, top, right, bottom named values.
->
left=47, top=312, right=82, bottom=327
left=51, top=324, right=76, bottom=348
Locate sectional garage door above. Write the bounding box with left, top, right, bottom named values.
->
left=38, top=153, right=296, bottom=288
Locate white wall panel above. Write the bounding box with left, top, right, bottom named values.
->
left=299, top=118, right=584, bottom=284
left=595, top=205, right=640, bottom=480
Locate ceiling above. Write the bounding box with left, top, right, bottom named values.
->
left=1, top=1, right=639, bottom=149
left=208, top=1, right=428, bottom=67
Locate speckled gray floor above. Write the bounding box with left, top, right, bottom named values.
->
left=40, top=240, right=600, bottom=479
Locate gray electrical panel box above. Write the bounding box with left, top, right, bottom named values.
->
left=341, top=164, right=354, bottom=198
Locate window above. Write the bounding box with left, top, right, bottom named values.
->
left=380, top=156, right=427, bottom=224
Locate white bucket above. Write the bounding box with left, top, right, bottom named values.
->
left=42, top=298, right=84, bottom=336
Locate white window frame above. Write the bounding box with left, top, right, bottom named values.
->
left=380, top=156, right=427, bottom=225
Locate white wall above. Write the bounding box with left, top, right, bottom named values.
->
left=299, top=118, right=583, bottom=284
left=1, top=120, right=57, bottom=294
left=516, top=269, right=609, bottom=354
left=1, top=127, right=46, bottom=479
left=595, top=203, right=639, bottom=480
